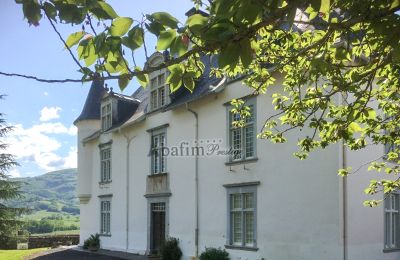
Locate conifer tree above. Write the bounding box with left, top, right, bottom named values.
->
left=0, top=96, right=24, bottom=247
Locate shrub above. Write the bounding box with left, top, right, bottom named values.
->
left=159, top=237, right=182, bottom=260
left=83, top=233, right=100, bottom=250
left=200, top=247, right=230, bottom=260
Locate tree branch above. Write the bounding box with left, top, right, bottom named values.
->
left=43, top=8, right=86, bottom=72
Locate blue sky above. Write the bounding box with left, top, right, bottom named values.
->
left=0, top=1, right=193, bottom=177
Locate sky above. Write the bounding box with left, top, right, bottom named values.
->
left=0, top=1, right=194, bottom=177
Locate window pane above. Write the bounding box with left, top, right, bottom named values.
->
left=231, top=194, right=242, bottom=209
left=151, top=78, right=157, bottom=87
left=245, top=212, right=254, bottom=246
left=231, top=113, right=241, bottom=124
left=231, top=212, right=242, bottom=244
left=245, top=125, right=254, bottom=158
left=159, top=87, right=166, bottom=106
left=231, top=129, right=242, bottom=160
left=394, top=194, right=399, bottom=210
left=245, top=105, right=254, bottom=123
left=244, top=193, right=253, bottom=209
left=158, top=74, right=165, bottom=86
left=151, top=90, right=158, bottom=109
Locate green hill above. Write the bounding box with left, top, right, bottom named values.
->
left=8, top=168, right=80, bottom=234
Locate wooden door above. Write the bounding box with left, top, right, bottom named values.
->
left=150, top=203, right=166, bottom=254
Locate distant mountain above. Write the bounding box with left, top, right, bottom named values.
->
left=8, top=168, right=79, bottom=215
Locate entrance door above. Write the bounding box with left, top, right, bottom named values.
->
left=150, top=202, right=166, bottom=254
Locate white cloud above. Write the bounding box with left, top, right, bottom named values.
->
left=30, top=122, right=76, bottom=136
left=39, top=106, right=62, bottom=122
left=63, top=147, right=77, bottom=169
left=43, top=92, right=49, bottom=96
left=5, top=122, right=77, bottom=173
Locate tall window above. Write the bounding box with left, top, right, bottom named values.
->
left=151, top=131, right=166, bottom=174
left=229, top=100, right=256, bottom=161
left=100, top=146, right=111, bottom=182
left=150, top=73, right=168, bottom=110
left=385, top=193, right=400, bottom=249
left=100, top=199, right=111, bottom=235
left=101, top=100, right=112, bottom=131
left=227, top=185, right=257, bottom=248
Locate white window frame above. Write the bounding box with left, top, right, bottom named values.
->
left=151, top=129, right=166, bottom=174
left=385, top=192, right=400, bottom=249
left=150, top=72, right=168, bottom=111
left=101, top=99, right=112, bottom=131
left=228, top=98, right=257, bottom=162
left=100, top=145, right=111, bottom=183
left=226, top=184, right=258, bottom=249
left=100, top=198, right=111, bottom=236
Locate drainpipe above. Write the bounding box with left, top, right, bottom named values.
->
left=338, top=93, right=347, bottom=260
left=186, top=103, right=199, bottom=258
left=119, top=128, right=135, bottom=252
left=342, top=141, right=348, bottom=260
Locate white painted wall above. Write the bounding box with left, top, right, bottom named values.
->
left=345, top=144, right=400, bottom=260
left=77, top=77, right=400, bottom=260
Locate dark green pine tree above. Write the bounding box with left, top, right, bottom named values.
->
left=0, top=97, right=25, bottom=247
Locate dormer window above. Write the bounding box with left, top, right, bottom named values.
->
left=101, top=99, right=112, bottom=131
left=150, top=73, right=168, bottom=110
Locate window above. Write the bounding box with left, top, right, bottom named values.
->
left=385, top=193, right=400, bottom=249
left=100, top=146, right=111, bottom=182
left=229, top=99, right=256, bottom=161
left=101, top=100, right=112, bottom=131
left=100, top=199, right=111, bottom=235
left=150, top=73, right=168, bottom=110
left=226, top=185, right=257, bottom=248
left=151, top=131, right=166, bottom=174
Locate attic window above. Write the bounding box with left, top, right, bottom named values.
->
left=150, top=73, right=168, bottom=110
left=101, top=99, right=112, bottom=131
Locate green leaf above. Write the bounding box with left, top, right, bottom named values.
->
left=309, top=0, right=321, bottom=11
left=167, top=64, right=184, bottom=92
left=57, top=4, right=85, bottom=24
left=320, top=0, right=330, bottom=20
left=43, top=2, right=57, bottom=21
left=23, top=0, right=42, bottom=25
left=66, top=31, right=86, bottom=48
left=94, top=33, right=107, bottom=54
left=97, top=1, right=118, bottom=19
left=239, top=38, right=253, bottom=67
left=134, top=67, right=149, bottom=87
left=156, top=29, right=176, bottom=51
left=170, top=36, right=188, bottom=56
left=84, top=46, right=98, bottom=67
left=106, top=36, right=122, bottom=52
left=204, top=22, right=236, bottom=42
left=118, top=74, right=131, bottom=91
left=348, top=122, right=362, bottom=133
left=145, top=21, right=165, bottom=36
left=110, top=17, right=133, bottom=37
left=152, top=12, right=179, bottom=29
left=183, top=74, right=195, bottom=92
left=122, top=26, right=144, bottom=50
left=186, top=14, right=208, bottom=35
left=219, top=43, right=240, bottom=69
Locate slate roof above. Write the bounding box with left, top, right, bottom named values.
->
left=74, top=79, right=106, bottom=125
left=164, top=54, right=224, bottom=111
left=78, top=53, right=226, bottom=139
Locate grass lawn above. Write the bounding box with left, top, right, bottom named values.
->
left=0, top=248, right=49, bottom=260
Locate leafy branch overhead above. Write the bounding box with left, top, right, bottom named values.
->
left=14, top=0, right=400, bottom=204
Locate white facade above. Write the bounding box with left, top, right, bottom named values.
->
left=75, top=63, right=400, bottom=259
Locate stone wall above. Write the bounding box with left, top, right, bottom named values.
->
left=28, top=235, right=79, bottom=249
